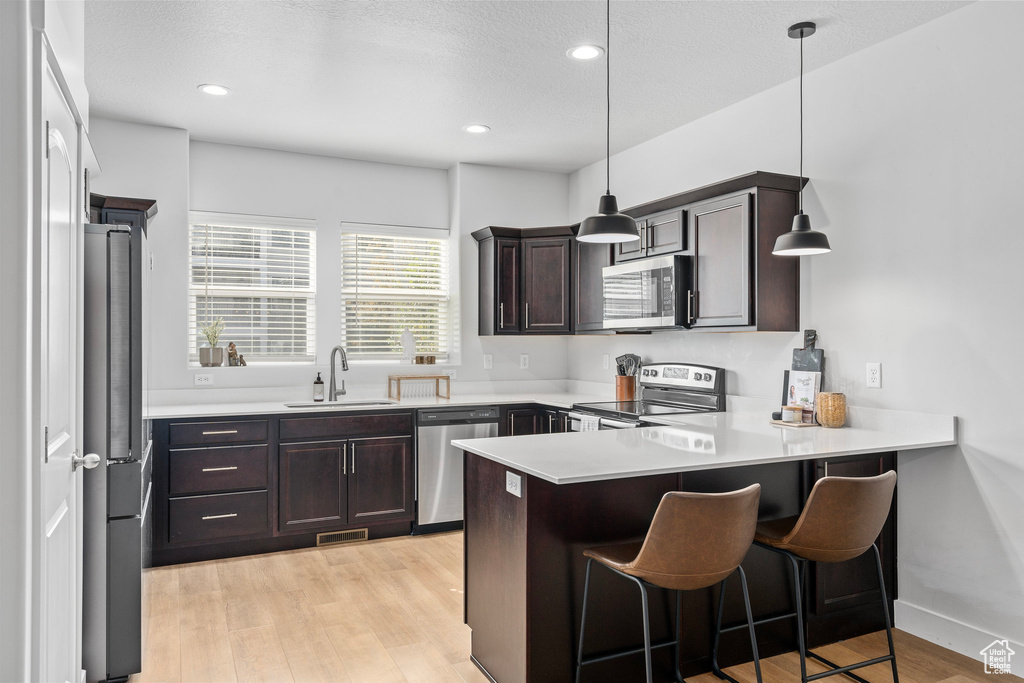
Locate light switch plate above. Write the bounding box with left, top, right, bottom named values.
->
left=506, top=471, right=522, bottom=498
left=194, top=374, right=213, bottom=386
left=520, top=353, right=529, bottom=370
left=866, top=362, right=881, bottom=388
left=483, top=354, right=493, bottom=370
left=602, top=354, right=609, bottom=370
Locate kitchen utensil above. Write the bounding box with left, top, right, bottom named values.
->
left=615, top=375, right=636, bottom=401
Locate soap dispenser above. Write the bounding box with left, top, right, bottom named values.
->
left=313, top=372, right=325, bottom=402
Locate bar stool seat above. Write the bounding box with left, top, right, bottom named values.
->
left=576, top=485, right=764, bottom=683
left=741, top=471, right=900, bottom=683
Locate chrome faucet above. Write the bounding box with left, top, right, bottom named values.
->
left=329, top=345, right=349, bottom=400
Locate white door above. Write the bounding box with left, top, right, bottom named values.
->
left=39, top=56, right=83, bottom=683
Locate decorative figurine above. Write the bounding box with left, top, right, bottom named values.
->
left=227, top=342, right=239, bottom=366
left=238, top=354, right=246, bottom=367
left=400, top=329, right=416, bottom=364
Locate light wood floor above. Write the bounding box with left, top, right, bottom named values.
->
left=140, top=531, right=1015, bottom=683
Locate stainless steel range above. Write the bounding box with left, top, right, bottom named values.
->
left=568, top=362, right=725, bottom=430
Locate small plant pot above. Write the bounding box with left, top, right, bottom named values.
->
left=199, top=346, right=223, bottom=367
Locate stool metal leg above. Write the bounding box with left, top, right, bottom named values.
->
left=575, top=558, right=594, bottom=683
left=637, top=579, right=653, bottom=683
left=736, top=566, right=763, bottom=683
left=674, top=589, right=685, bottom=683
left=789, top=553, right=809, bottom=683
left=873, top=543, right=900, bottom=683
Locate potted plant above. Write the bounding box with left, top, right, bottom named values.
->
left=198, top=317, right=225, bottom=367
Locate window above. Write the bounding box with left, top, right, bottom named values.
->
left=189, top=212, right=316, bottom=363
left=340, top=225, right=450, bottom=361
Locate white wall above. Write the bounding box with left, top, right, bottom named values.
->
left=568, top=1, right=1023, bottom=657
left=450, top=162, right=572, bottom=386
left=88, top=131, right=572, bottom=401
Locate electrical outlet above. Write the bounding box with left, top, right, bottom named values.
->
left=443, top=369, right=457, bottom=381
left=483, top=354, right=493, bottom=370
left=866, top=362, right=881, bottom=388
left=505, top=471, right=522, bottom=498
left=602, top=354, right=609, bottom=370
left=520, top=353, right=529, bottom=370
left=194, top=374, right=213, bottom=386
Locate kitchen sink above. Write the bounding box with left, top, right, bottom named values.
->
left=283, top=399, right=397, bottom=409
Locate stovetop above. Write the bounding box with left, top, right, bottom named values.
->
left=572, top=400, right=711, bottom=420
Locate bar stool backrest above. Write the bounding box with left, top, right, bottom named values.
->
left=781, top=471, right=897, bottom=562
left=627, top=484, right=761, bottom=591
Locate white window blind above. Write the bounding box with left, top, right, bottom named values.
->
left=340, top=225, right=450, bottom=360
left=189, top=212, right=316, bottom=363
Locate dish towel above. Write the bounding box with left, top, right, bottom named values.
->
left=580, top=415, right=600, bottom=432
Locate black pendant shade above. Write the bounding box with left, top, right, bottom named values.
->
left=772, top=212, right=831, bottom=256
left=773, top=21, right=831, bottom=257
left=577, top=0, right=640, bottom=244
left=579, top=194, right=640, bottom=243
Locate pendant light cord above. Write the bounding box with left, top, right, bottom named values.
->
left=605, top=0, right=611, bottom=196
left=799, top=30, right=804, bottom=214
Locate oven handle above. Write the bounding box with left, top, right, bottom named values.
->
left=600, top=417, right=643, bottom=430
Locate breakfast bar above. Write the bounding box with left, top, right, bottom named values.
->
left=455, top=408, right=956, bottom=683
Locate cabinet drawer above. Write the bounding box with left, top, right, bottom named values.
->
left=168, top=445, right=268, bottom=496
left=279, top=412, right=412, bottom=441
left=168, top=491, right=268, bottom=543
left=168, top=419, right=268, bottom=446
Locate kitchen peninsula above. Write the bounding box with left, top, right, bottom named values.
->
left=455, top=407, right=956, bottom=682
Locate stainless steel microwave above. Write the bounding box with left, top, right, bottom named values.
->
left=602, top=254, right=693, bottom=330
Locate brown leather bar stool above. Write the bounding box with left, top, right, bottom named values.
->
left=737, top=471, right=899, bottom=683
left=575, top=485, right=763, bottom=683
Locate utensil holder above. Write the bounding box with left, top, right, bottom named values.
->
left=615, top=375, right=636, bottom=402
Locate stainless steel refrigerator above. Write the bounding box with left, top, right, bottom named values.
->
left=83, top=205, right=154, bottom=682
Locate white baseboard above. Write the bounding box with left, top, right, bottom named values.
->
left=895, top=599, right=1022, bottom=663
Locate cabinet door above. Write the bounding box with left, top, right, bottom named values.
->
left=574, top=240, right=613, bottom=332
left=690, top=194, right=752, bottom=327
left=645, top=209, right=686, bottom=257
left=348, top=436, right=414, bottom=524
left=809, top=454, right=897, bottom=616
left=615, top=219, right=646, bottom=262
left=279, top=440, right=347, bottom=533
left=522, top=237, right=572, bottom=334
left=496, top=238, right=521, bottom=334
left=504, top=408, right=540, bottom=436
left=538, top=409, right=562, bottom=434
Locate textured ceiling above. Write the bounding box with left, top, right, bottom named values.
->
left=85, top=1, right=968, bottom=173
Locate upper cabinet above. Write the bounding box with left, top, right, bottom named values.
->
left=474, top=226, right=588, bottom=336
left=615, top=207, right=686, bottom=263
left=689, top=193, right=753, bottom=327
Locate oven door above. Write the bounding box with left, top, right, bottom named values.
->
left=567, top=412, right=643, bottom=431
left=602, top=254, right=692, bottom=330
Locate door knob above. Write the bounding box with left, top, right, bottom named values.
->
left=72, top=452, right=101, bottom=471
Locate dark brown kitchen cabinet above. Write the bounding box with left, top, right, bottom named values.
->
left=476, top=230, right=522, bottom=335
left=615, top=207, right=686, bottom=263
left=348, top=436, right=414, bottom=524
left=573, top=240, right=613, bottom=332
left=807, top=453, right=897, bottom=619
left=522, top=237, right=572, bottom=334
left=690, top=193, right=753, bottom=328
left=278, top=440, right=348, bottom=533
left=500, top=407, right=541, bottom=436
left=539, top=408, right=564, bottom=434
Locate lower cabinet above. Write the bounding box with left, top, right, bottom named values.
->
left=500, top=405, right=567, bottom=436
left=153, top=411, right=415, bottom=565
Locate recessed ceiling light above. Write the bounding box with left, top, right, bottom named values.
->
left=464, top=124, right=490, bottom=134
left=198, top=84, right=230, bottom=96
left=567, top=45, right=604, bottom=60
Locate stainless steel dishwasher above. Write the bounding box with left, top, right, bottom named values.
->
left=415, top=406, right=499, bottom=534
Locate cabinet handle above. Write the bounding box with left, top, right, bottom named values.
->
left=201, top=466, right=238, bottom=472
left=643, top=224, right=649, bottom=251
left=509, top=414, right=514, bottom=436
left=202, top=429, right=238, bottom=436
left=525, top=303, right=530, bottom=329
left=548, top=414, right=555, bottom=432
left=351, top=448, right=356, bottom=474
left=687, top=290, right=695, bottom=324
left=499, top=302, right=504, bottom=329
left=824, top=462, right=829, bottom=477
left=202, top=513, right=237, bottom=521
left=343, top=443, right=347, bottom=475
left=562, top=414, right=568, bottom=432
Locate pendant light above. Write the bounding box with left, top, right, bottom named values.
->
left=773, top=22, right=831, bottom=256
left=577, top=0, right=640, bottom=244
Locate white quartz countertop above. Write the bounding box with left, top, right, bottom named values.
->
left=453, top=408, right=957, bottom=485
left=145, top=391, right=605, bottom=420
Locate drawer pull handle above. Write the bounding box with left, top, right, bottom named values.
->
left=201, top=513, right=237, bottom=521
left=202, top=429, right=238, bottom=436
left=202, top=466, right=238, bottom=472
